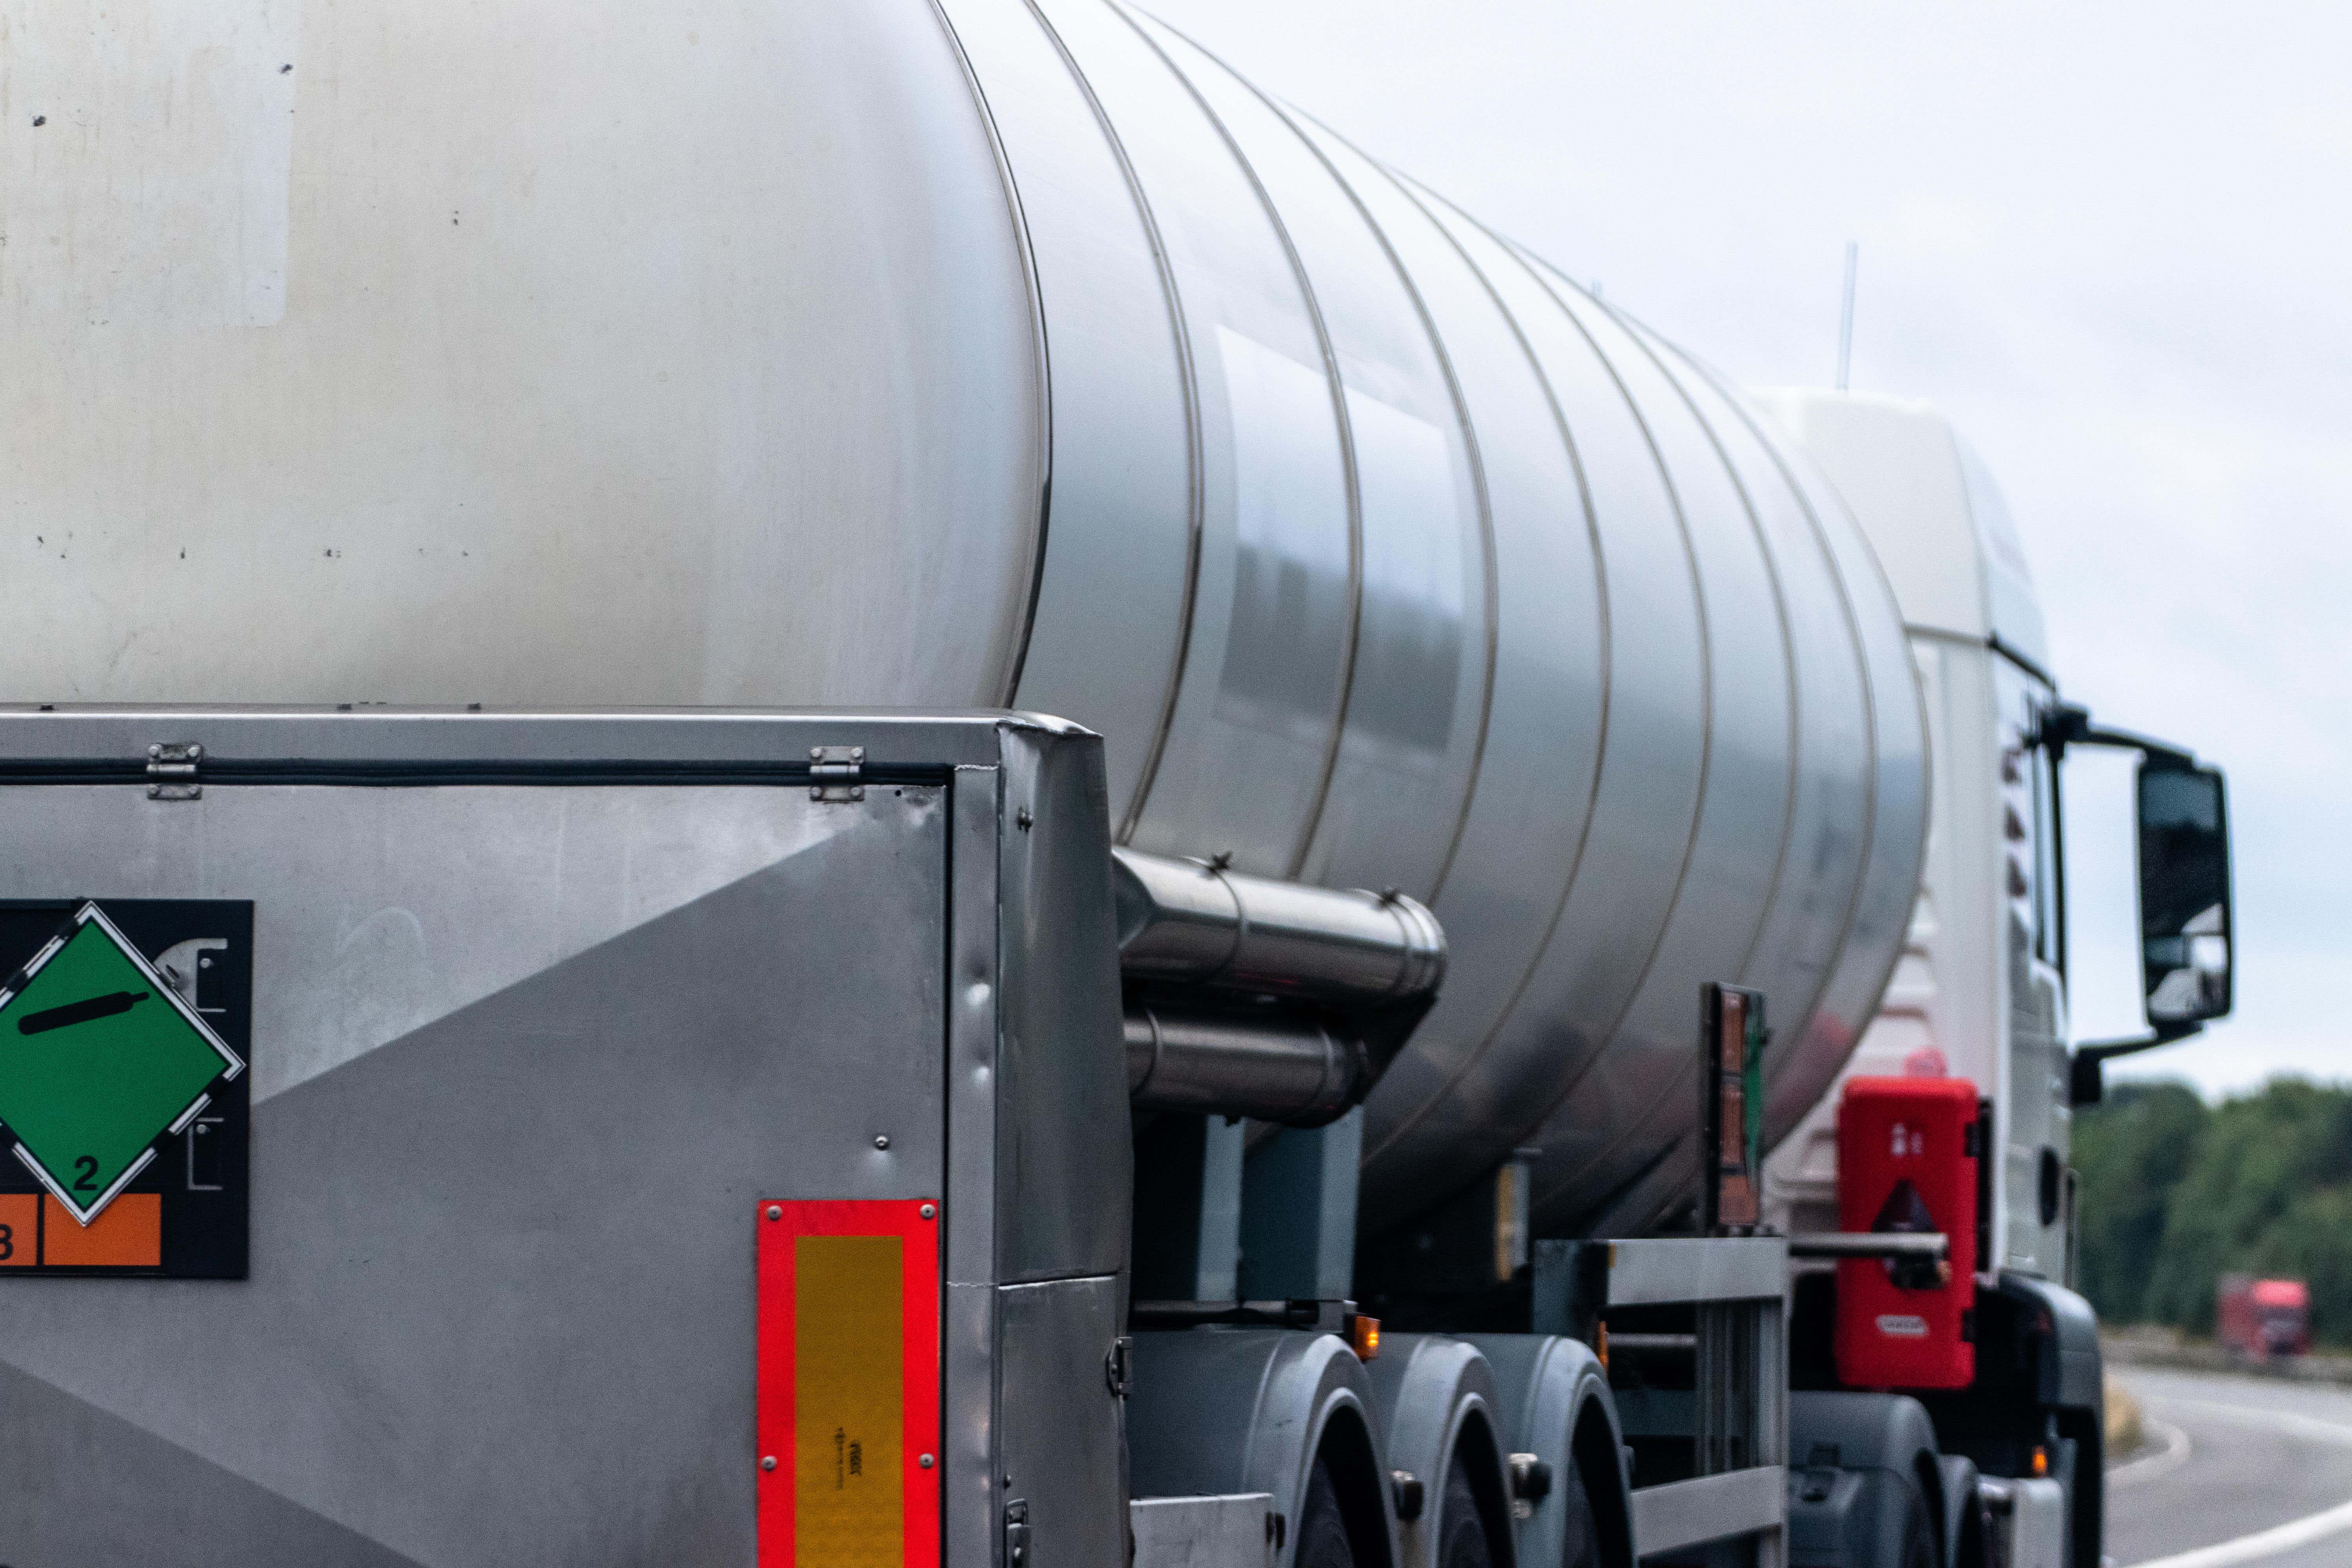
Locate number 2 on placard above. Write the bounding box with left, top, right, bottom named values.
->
left=72, top=1156, right=97, bottom=1193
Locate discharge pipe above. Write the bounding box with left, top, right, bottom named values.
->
left=1112, top=848, right=1446, bottom=1004
left=1114, top=849, right=1446, bottom=1126
left=1124, top=1005, right=1365, bottom=1126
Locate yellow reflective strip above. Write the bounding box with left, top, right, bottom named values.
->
left=795, top=1234, right=904, bottom=1568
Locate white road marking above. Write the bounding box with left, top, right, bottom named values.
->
left=2124, top=1396, right=2352, bottom=1568
left=2108, top=1417, right=2192, bottom=1488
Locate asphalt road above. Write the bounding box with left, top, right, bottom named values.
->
left=2106, top=1366, right=2352, bottom=1568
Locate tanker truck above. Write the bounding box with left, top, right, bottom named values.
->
left=0, top=2, right=2234, bottom=1567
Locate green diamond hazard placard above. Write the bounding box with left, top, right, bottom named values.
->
left=0, top=904, right=243, bottom=1225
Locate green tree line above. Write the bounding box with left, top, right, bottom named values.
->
left=2074, top=1077, right=2352, bottom=1344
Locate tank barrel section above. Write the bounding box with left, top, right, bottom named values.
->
left=1113, top=848, right=1446, bottom=1126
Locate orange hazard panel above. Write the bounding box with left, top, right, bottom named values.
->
left=756, top=1200, right=941, bottom=1568
left=0, top=1194, right=34, bottom=1266
left=44, top=1192, right=162, bottom=1267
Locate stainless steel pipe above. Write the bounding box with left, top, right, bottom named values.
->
left=1112, top=848, right=1446, bottom=1005
left=1786, top=1232, right=1951, bottom=1262
left=1124, top=1004, right=1367, bottom=1126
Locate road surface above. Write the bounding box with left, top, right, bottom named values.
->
left=2107, top=1366, right=2352, bottom=1567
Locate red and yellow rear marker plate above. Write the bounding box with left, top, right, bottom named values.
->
left=757, top=1199, right=940, bottom=1568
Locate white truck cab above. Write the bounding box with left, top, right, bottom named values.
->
left=1755, top=389, right=2075, bottom=1283
left=1755, top=390, right=2233, bottom=1568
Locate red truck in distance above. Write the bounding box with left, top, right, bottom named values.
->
left=2218, top=1275, right=2312, bottom=1359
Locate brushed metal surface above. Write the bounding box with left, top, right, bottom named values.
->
left=1630, top=1466, right=1788, bottom=1560
left=0, top=1, right=1042, bottom=713
left=0, top=776, right=949, bottom=1565
left=996, top=725, right=1131, bottom=1284
left=1114, top=848, right=1446, bottom=1004
left=0, top=709, right=1133, bottom=1564
left=1603, top=1238, right=1791, bottom=1307
left=1515, top=280, right=1793, bottom=1227
left=948, top=764, right=1008, bottom=1568
left=1343, top=200, right=1713, bottom=1236
left=1025, top=0, right=1356, bottom=880
left=1130, top=1494, right=1278, bottom=1568
left=1134, top=15, right=1491, bottom=900
left=7, top=0, right=1930, bottom=1236
left=932, top=0, right=1197, bottom=824
left=1000, top=1276, right=1130, bottom=1568
left=1125, top=1007, right=1363, bottom=1125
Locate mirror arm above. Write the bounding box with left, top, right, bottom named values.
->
left=2076, top=1019, right=2204, bottom=1064
left=2037, top=702, right=2197, bottom=769
left=2068, top=1021, right=2204, bottom=1107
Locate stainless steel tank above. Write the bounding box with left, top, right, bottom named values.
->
left=2, top=0, right=1924, bottom=1234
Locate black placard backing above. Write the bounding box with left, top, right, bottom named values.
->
left=0, top=900, right=251, bottom=1279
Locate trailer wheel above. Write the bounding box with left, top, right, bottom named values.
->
left=1295, top=1456, right=1359, bottom=1568
left=1557, top=1456, right=1601, bottom=1568
left=1436, top=1454, right=1495, bottom=1568
left=1901, top=1485, right=1938, bottom=1568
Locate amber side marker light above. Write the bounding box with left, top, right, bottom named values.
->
left=1350, top=1314, right=1382, bottom=1361
left=2031, top=1446, right=2049, bottom=1479
left=1596, top=1321, right=1609, bottom=1372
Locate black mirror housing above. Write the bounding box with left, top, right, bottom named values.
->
left=2138, top=761, right=2233, bottom=1025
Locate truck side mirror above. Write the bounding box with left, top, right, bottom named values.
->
left=2047, top=705, right=2233, bottom=1106
left=2138, top=761, right=2232, bottom=1025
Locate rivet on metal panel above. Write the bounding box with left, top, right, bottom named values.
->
left=1015, top=808, right=1033, bottom=831
left=920, top=1203, right=936, bottom=1220
left=766, top=1205, right=783, bottom=1221
left=920, top=1454, right=936, bottom=1468
left=761, top=1455, right=778, bottom=1472
left=875, top=1134, right=892, bottom=1151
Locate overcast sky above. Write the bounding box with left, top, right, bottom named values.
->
left=1147, top=0, right=2352, bottom=1098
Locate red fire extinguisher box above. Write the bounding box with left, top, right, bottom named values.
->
left=1835, top=1077, right=1980, bottom=1390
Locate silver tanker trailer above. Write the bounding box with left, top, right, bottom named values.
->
left=0, top=2, right=2232, bottom=1567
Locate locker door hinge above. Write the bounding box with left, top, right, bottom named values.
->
left=1104, top=1335, right=1133, bottom=1398
left=809, top=745, right=865, bottom=803
left=1004, top=1498, right=1031, bottom=1568
left=147, top=742, right=203, bottom=801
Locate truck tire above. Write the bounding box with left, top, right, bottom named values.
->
left=1901, top=1485, right=1937, bottom=1568
left=1438, top=1454, right=1494, bottom=1568
left=1296, top=1457, right=1359, bottom=1568
left=1557, top=1458, right=1601, bottom=1568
